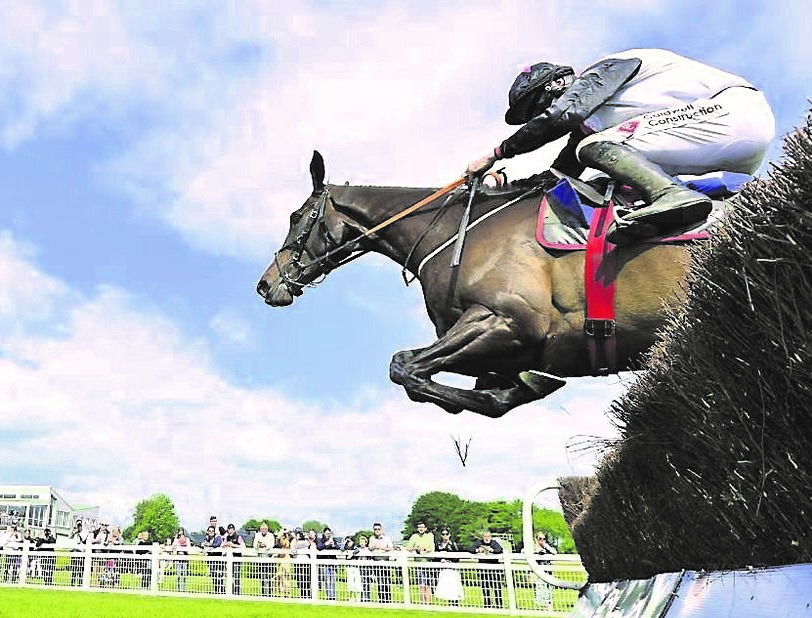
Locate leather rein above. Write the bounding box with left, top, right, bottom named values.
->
left=273, top=178, right=467, bottom=296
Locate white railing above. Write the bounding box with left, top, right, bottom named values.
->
left=0, top=544, right=587, bottom=614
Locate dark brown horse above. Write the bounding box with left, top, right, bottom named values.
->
left=257, top=151, right=691, bottom=417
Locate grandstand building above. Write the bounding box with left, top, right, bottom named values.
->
left=0, top=484, right=99, bottom=538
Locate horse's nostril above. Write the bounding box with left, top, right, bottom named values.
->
left=257, top=280, right=269, bottom=297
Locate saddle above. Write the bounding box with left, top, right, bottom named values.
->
left=533, top=170, right=751, bottom=376
left=537, top=171, right=751, bottom=250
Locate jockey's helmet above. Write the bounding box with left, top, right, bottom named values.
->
left=505, top=62, right=575, bottom=125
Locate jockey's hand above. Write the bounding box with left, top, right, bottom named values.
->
left=465, top=152, right=497, bottom=180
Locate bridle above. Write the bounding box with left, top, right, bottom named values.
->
left=272, top=178, right=467, bottom=297
left=272, top=187, right=368, bottom=296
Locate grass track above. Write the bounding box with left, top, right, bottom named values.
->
left=0, top=588, right=496, bottom=618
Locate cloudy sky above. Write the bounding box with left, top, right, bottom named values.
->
left=0, top=0, right=808, bottom=538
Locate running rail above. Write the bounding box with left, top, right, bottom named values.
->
left=522, top=481, right=585, bottom=591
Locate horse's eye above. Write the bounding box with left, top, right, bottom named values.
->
left=290, top=212, right=302, bottom=225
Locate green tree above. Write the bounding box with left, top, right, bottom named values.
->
left=349, top=529, right=373, bottom=544
left=242, top=518, right=282, bottom=533
left=122, top=493, right=180, bottom=543
left=402, top=492, right=577, bottom=553
left=301, top=519, right=329, bottom=534
left=402, top=491, right=468, bottom=540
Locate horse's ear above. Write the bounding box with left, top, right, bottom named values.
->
left=310, top=150, right=325, bottom=192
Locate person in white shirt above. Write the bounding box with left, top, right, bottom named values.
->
left=252, top=522, right=276, bottom=596
left=368, top=522, right=395, bottom=602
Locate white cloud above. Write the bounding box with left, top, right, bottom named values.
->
left=0, top=234, right=622, bottom=532
left=209, top=309, right=251, bottom=345
left=97, top=1, right=621, bottom=260
left=0, top=231, right=71, bottom=331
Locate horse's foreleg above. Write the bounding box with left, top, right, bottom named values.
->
left=389, top=305, right=565, bottom=417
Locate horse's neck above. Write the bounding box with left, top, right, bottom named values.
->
left=332, top=184, right=455, bottom=265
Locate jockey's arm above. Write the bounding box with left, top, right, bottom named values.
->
left=496, top=57, right=642, bottom=160
left=549, top=130, right=588, bottom=178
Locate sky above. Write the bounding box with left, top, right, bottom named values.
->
left=0, top=0, right=808, bottom=539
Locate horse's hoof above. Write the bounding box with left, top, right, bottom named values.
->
left=519, top=370, right=567, bottom=396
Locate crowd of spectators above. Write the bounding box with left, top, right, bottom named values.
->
left=0, top=516, right=560, bottom=609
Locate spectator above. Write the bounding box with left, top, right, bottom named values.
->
left=89, top=522, right=110, bottom=586
left=343, top=536, right=363, bottom=601
left=201, top=524, right=225, bottom=594
left=1, top=525, right=23, bottom=582
left=35, top=527, right=57, bottom=586
left=272, top=534, right=292, bottom=597
left=470, top=530, right=504, bottom=608
left=406, top=521, right=435, bottom=604
left=172, top=527, right=191, bottom=593
left=368, top=522, right=395, bottom=603
left=68, top=520, right=89, bottom=587
left=107, top=526, right=124, bottom=546
left=533, top=532, right=558, bottom=610
left=21, top=528, right=36, bottom=579
left=222, top=523, right=245, bottom=595
left=209, top=515, right=226, bottom=536
left=434, top=528, right=463, bottom=605
left=253, top=522, right=276, bottom=597
left=292, top=528, right=312, bottom=599
left=316, top=526, right=339, bottom=600
left=355, top=535, right=373, bottom=602
left=134, top=530, right=152, bottom=590
left=101, top=525, right=123, bottom=588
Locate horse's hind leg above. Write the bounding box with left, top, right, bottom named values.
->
left=389, top=305, right=565, bottom=417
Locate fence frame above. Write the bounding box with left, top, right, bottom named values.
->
left=0, top=543, right=586, bottom=615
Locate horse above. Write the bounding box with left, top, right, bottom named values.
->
left=256, top=151, right=692, bottom=418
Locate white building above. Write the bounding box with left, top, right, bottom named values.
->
left=0, top=484, right=99, bottom=538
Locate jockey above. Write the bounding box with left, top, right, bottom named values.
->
left=466, top=49, right=775, bottom=244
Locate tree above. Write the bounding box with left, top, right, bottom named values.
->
left=242, top=518, right=282, bottom=533
left=402, top=491, right=468, bottom=540
left=122, top=493, right=180, bottom=543
left=301, top=519, right=329, bottom=534
left=402, top=492, right=577, bottom=553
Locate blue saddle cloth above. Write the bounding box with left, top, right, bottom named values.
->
left=537, top=171, right=752, bottom=249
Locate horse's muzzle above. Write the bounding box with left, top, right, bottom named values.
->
left=256, top=279, right=296, bottom=306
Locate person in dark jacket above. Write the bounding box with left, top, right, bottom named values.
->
left=470, top=530, right=504, bottom=608
left=35, top=528, right=57, bottom=585
left=466, top=49, right=775, bottom=245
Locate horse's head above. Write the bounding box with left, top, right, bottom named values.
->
left=257, top=151, right=356, bottom=306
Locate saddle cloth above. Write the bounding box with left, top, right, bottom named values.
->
left=536, top=171, right=751, bottom=250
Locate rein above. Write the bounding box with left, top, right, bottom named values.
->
left=274, top=177, right=466, bottom=295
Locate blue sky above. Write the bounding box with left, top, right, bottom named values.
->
left=0, top=0, right=808, bottom=538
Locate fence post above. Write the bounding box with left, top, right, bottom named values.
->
left=82, top=542, right=92, bottom=588
left=401, top=552, right=411, bottom=607
left=150, top=544, right=159, bottom=593
left=19, top=543, right=29, bottom=585
left=504, top=551, right=517, bottom=613
left=225, top=549, right=234, bottom=596
left=310, top=549, right=318, bottom=601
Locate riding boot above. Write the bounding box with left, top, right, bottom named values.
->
left=578, top=141, right=712, bottom=244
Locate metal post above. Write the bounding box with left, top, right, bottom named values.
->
left=504, top=551, right=517, bottom=613
left=225, top=549, right=233, bottom=597
left=401, top=552, right=411, bottom=607
left=82, top=542, right=92, bottom=588
left=310, top=549, right=318, bottom=601
left=150, top=544, right=159, bottom=593
left=19, top=543, right=29, bottom=585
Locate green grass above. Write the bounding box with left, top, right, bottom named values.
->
left=0, top=588, right=498, bottom=618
